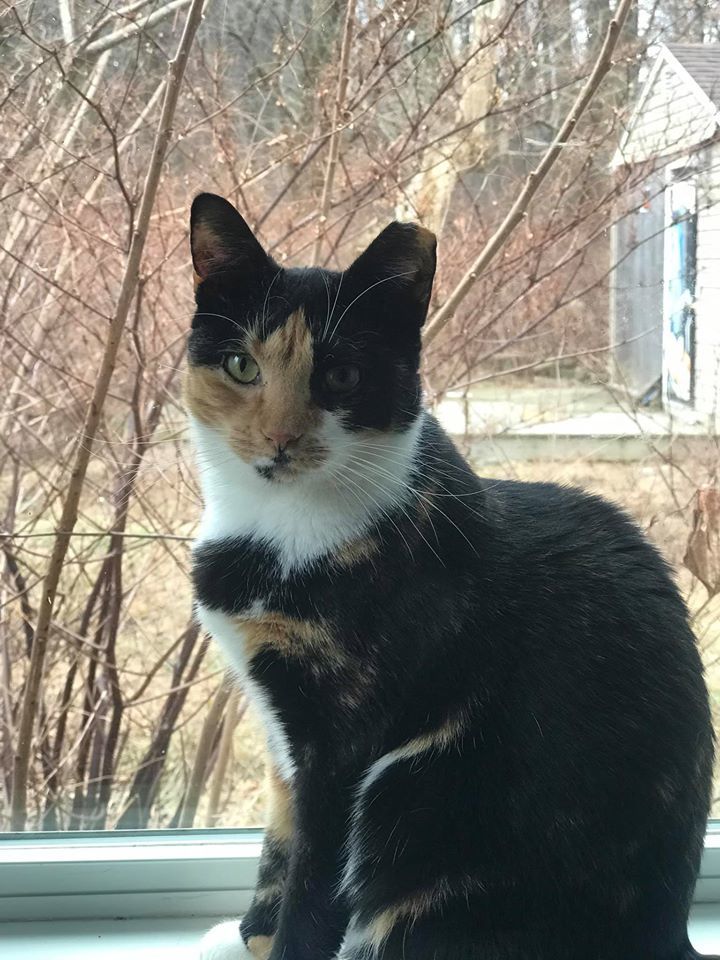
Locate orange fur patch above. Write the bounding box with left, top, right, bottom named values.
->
left=246, top=935, right=274, bottom=960
left=183, top=309, right=325, bottom=468
left=233, top=612, right=337, bottom=661
left=358, top=876, right=472, bottom=950
left=416, top=484, right=438, bottom=525
left=265, top=763, right=294, bottom=842
left=333, top=535, right=380, bottom=568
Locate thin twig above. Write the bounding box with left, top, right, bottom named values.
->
left=84, top=0, right=192, bottom=56
left=178, top=679, right=231, bottom=828
left=311, top=0, right=356, bottom=266
left=423, top=0, right=635, bottom=344
left=205, top=690, right=247, bottom=827
left=0, top=532, right=194, bottom=541
left=9, top=0, right=207, bottom=832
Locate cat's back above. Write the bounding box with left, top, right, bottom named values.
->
left=419, top=418, right=694, bottom=657
left=461, top=472, right=712, bottom=794
left=480, top=475, right=675, bottom=591
left=419, top=454, right=713, bottom=863
left=476, top=475, right=686, bottom=632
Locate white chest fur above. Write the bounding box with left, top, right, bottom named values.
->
left=189, top=412, right=424, bottom=576
left=191, top=411, right=424, bottom=778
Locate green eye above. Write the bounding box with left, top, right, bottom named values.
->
left=325, top=364, right=360, bottom=393
left=223, top=353, right=260, bottom=384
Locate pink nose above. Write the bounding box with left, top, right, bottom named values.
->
left=264, top=429, right=302, bottom=450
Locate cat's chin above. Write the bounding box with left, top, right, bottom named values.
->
left=254, top=463, right=304, bottom=483
left=252, top=456, right=325, bottom=484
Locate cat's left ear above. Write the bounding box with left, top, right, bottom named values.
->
left=190, top=193, right=272, bottom=284
left=347, top=221, right=437, bottom=325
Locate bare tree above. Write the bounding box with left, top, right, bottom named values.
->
left=2, top=0, right=719, bottom=831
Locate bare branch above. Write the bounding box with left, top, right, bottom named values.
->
left=84, top=0, right=192, bottom=56
left=9, top=0, right=207, bottom=832
left=178, top=679, right=231, bottom=828
left=57, top=0, right=75, bottom=46
left=311, top=0, right=356, bottom=267
left=423, top=0, right=636, bottom=345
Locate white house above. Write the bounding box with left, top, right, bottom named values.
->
left=610, top=44, right=720, bottom=425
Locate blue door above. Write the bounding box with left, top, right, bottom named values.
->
left=663, top=177, right=697, bottom=406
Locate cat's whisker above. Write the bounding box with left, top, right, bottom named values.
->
left=329, top=463, right=417, bottom=563
left=193, top=311, right=246, bottom=334
left=344, top=454, right=479, bottom=558
left=349, top=440, right=490, bottom=509
left=324, top=270, right=414, bottom=343
left=323, top=466, right=361, bottom=521
left=323, top=466, right=388, bottom=553
left=336, top=459, right=444, bottom=566
left=320, top=270, right=332, bottom=342
left=259, top=268, right=284, bottom=339
left=323, top=268, right=345, bottom=342
left=355, top=456, right=491, bottom=517
left=351, top=438, right=506, bottom=504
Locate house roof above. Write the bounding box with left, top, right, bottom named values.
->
left=665, top=43, right=720, bottom=108
left=611, top=43, right=720, bottom=167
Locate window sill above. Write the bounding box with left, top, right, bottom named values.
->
left=2, top=826, right=720, bottom=955
left=0, top=829, right=261, bottom=922
left=0, top=917, right=211, bottom=959
left=1, top=910, right=720, bottom=960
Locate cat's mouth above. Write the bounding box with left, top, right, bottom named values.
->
left=256, top=450, right=290, bottom=481
left=254, top=449, right=305, bottom=482
left=252, top=440, right=329, bottom=482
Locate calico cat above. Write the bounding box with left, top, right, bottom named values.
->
left=186, top=192, right=717, bottom=960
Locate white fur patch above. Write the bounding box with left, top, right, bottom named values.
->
left=337, top=915, right=374, bottom=959
left=199, top=920, right=252, bottom=960
left=340, top=742, right=422, bottom=898
left=196, top=604, right=296, bottom=781
left=190, top=410, right=424, bottom=576
left=341, top=713, right=467, bottom=897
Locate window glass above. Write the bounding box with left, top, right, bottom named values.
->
left=2, top=1, right=719, bottom=831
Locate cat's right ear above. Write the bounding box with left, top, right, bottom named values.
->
left=190, top=193, right=271, bottom=284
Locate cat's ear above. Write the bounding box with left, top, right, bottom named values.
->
left=347, top=221, right=437, bottom=323
left=190, top=193, right=271, bottom=283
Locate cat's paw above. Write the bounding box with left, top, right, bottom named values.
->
left=199, top=920, right=252, bottom=960
left=243, top=934, right=274, bottom=960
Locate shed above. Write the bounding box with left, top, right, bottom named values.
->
left=610, top=43, right=720, bottom=423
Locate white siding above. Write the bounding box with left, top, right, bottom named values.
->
left=618, top=60, right=717, bottom=165
left=693, top=144, right=720, bottom=419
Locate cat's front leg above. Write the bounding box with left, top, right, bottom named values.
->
left=267, top=766, right=352, bottom=960
left=200, top=765, right=293, bottom=960
left=240, top=766, right=293, bottom=955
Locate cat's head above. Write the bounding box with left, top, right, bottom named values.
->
left=185, top=193, right=436, bottom=484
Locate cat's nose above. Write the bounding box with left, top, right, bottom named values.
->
left=264, top=429, right=302, bottom=451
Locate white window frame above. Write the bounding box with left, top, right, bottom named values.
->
left=1, top=825, right=720, bottom=924
left=0, top=829, right=261, bottom=922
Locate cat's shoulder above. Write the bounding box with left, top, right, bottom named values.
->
left=479, top=475, right=678, bottom=596
left=481, top=474, right=641, bottom=536
left=420, top=415, right=644, bottom=540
